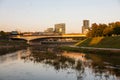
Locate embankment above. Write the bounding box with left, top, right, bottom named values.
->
left=0, top=40, right=28, bottom=55
left=76, top=36, right=120, bottom=49
left=60, top=46, right=120, bottom=56
left=60, top=36, right=120, bottom=55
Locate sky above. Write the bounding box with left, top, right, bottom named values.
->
left=0, top=0, right=120, bottom=33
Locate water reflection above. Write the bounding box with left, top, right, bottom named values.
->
left=87, top=53, right=120, bottom=78
left=62, top=52, right=86, bottom=61
left=0, top=50, right=26, bottom=64
left=21, top=47, right=76, bottom=70
left=21, top=47, right=120, bottom=80
left=0, top=47, right=120, bottom=80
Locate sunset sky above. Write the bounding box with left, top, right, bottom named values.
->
left=0, top=0, right=120, bottom=33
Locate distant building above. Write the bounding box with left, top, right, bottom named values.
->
left=11, top=31, right=20, bottom=35
left=44, top=28, right=54, bottom=33
left=82, top=20, right=90, bottom=34
left=54, top=23, right=65, bottom=34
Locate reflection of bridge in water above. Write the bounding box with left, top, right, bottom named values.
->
left=11, top=34, right=86, bottom=45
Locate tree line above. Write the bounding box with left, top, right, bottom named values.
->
left=0, top=31, right=10, bottom=40
left=87, top=21, right=120, bottom=37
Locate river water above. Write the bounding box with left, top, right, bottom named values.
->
left=0, top=46, right=120, bottom=80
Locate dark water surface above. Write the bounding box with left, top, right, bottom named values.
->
left=0, top=46, right=120, bottom=80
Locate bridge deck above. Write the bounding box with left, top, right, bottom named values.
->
left=11, top=34, right=86, bottom=41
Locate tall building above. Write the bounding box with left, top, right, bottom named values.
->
left=54, top=23, right=65, bottom=34
left=82, top=20, right=90, bottom=34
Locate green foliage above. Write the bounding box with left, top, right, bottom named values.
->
left=0, top=31, right=9, bottom=39
left=113, top=22, right=120, bottom=35
left=103, top=27, right=113, bottom=36
left=87, top=21, right=120, bottom=37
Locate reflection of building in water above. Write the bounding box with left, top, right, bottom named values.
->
left=62, top=52, right=86, bottom=80
left=62, top=51, right=86, bottom=61
left=26, top=48, right=31, bottom=56
left=18, top=52, right=21, bottom=60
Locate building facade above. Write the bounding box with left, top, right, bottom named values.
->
left=44, top=28, right=54, bottom=33
left=82, top=20, right=90, bottom=34
left=54, top=23, right=65, bottom=34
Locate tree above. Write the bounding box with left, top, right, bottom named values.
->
left=89, top=23, right=107, bottom=37
left=87, top=21, right=120, bottom=37
left=0, top=31, right=8, bottom=39
left=86, top=30, right=92, bottom=37
left=97, top=24, right=107, bottom=36
left=103, top=27, right=113, bottom=36
left=113, top=22, right=120, bottom=35
left=91, top=23, right=98, bottom=37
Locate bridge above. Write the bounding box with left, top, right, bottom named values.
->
left=11, top=34, right=86, bottom=41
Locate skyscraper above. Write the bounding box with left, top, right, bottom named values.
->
left=54, top=23, right=65, bottom=34
left=82, top=20, right=90, bottom=34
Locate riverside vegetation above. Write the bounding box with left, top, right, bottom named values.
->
left=61, top=21, right=120, bottom=55
left=0, top=40, right=28, bottom=55
left=76, top=21, right=120, bottom=49
left=76, top=36, right=120, bottom=49
left=0, top=31, right=28, bottom=55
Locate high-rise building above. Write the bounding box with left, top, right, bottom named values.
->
left=54, top=23, right=65, bottom=34
left=82, top=20, right=90, bottom=34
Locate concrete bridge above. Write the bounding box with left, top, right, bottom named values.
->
left=11, top=34, right=86, bottom=41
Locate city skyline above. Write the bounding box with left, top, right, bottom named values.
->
left=0, top=0, right=120, bottom=33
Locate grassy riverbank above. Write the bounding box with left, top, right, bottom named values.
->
left=0, top=40, right=28, bottom=55
left=76, top=36, right=120, bottom=49
left=60, top=46, right=120, bottom=56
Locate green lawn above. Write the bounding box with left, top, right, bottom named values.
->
left=76, top=36, right=120, bottom=49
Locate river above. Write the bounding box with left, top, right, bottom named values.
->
left=0, top=46, right=120, bottom=80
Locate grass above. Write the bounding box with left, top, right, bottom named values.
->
left=60, top=46, right=120, bottom=56
left=0, top=40, right=27, bottom=46
left=76, top=36, right=120, bottom=49
left=0, top=46, right=27, bottom=55
left=0, top=40, right=28, bottom=55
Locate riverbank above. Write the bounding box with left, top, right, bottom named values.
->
left=76, top=36, right=120, bottom=49
left=60, top=46, right=120, bottom=56
left=0, top=40, right=28, bottom=55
